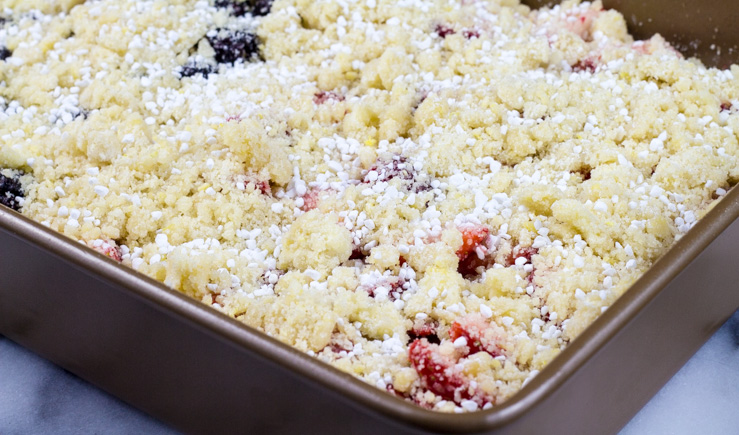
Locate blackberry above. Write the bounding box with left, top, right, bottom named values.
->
left=179, top=60, right=216, bottom=78
left=214, top=0, right=249, bottom=17
left=363, top=155, right=431, bottom=193
left=250, top=0, right=274, bottom=16
left=215, top=0, right=273, bottom=17
left=0, top=171, right=25, bottom=211
left=76, top=108, right=90, bottom=120
left=206, top=29, right=260, bottom=64
left=0, top=47, right=11, bottom=61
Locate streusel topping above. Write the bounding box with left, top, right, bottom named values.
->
left=1, top=0, right=737, bottom=411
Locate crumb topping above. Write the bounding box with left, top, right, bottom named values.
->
left=1, top=0, right=737, bottom=412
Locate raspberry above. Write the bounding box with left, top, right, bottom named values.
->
left=0, top=171, right=24, bottom=211
left=407, top=319, right=440, bottom=344
left=349, top=246, right=368, bottom=262
left=235, top=173, right=271, bottom=195
left=89, top=239, right=123, bottom=262
left=456, top=224, right=492, bottom=277
left=505, top=245, right=538, bottom=284
left=313, top=90, right=344, bottom=105
left=449, top=314, right=503, bottom=357
left=504, top=245, right=538, bottom=268
left=0, top=46, right=11, bottom=61
left=299, top=188, right=320, bottom=211
left=565, top=8, right=602, bottom=42
left=462, top=29, right=480, bottom=39
left=434, top=23, right=455, bottom=38
left=572, top=56, right=600, bottom=73
left=327, top=334, right=354, bottom=354
left=408, top=339, right=468, bottom=402
left=456, top=224, right=490, bottom=262
left=179, top=60, right=215, bottom=78
left=207, top=29, right=260, bottom=64
left=360, top=275, right=406, bottom=301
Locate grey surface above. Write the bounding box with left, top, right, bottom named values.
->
left=0, top=338, right=175, bottom=435
left=1, top=310, right=737, bottom=434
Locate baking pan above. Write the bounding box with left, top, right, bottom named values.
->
left=2, top=1, right=739, bottom=433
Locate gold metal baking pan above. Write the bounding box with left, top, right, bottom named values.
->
left=1, top=1, right=738, bottom=433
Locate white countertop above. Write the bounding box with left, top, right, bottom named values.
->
left=1, top=310, right=737, bottom=434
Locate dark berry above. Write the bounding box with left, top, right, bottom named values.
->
left=363, top=155, right=430, bottom=194
left=250, top=0, right=274, bottom=16
left=76, top=108, right=90, bottom=120
left=349, top=246, right=368, bottom=261
left=179, top=60, right=216, bottom=78
left=215, top=0, right=250, bottom=16
left=215, top=0, right=273, bottom=17
left=207, top=29, right=261, bottom=64
left=575, top=165, right=592, bottom=181
left=413, top=91, right=429, bottom=111
left=0, top=47, right=12, bottom=61
left=0, top=171, right=25, bottom=211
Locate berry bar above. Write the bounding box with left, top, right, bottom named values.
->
left=0, top=0, right=737, bottom=412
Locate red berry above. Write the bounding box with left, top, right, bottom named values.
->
left=504, top=245, right=538, bottom=267
left=300, top=188, right=321, bottom=211
left=572, top=56, right=599, bottom=73
left=360, top=275, right=407, bottom=301
left=434, top=23, right=455, bottom=38
left=456, top=224, right=493, bottom=277
left=456, top=224, right=490, bottom=262
left=409, top=339, right=468, bottom=402
left=408, top=319, right=440, bottom=344
left=237, top=174, right=271, bottom=195
left=313, top=90, right=345, bottom=105
left=90, top=239, right=123, bottom=262
left=462, top=29, right=480, bottom=39
left=449, top=314, right=502, bottom=357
